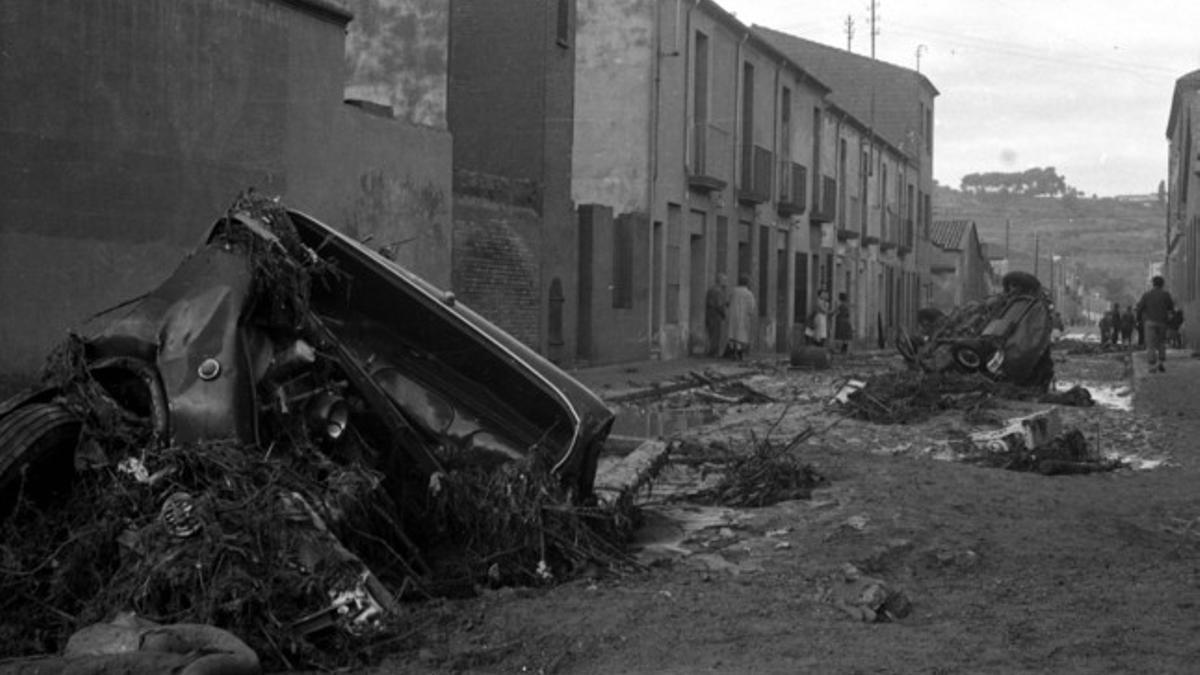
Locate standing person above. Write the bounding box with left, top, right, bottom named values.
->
left=1098, top=307, right=1113, bottom=346
left=807, top=289, right=832, bottom=347
left=1136, top=275, right=1175, bottom=372
left=1167, top=307, right=1184, bottom=348
left=1120, top=306, right=1136, bottom=348
left=833, top=292, right=854, bottom=354
left=726, top=275, right=756, bottom=361
left=704, top=274, right=728, bottom=357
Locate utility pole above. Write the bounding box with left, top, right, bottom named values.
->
left=1005, top=218, right=1011, bottom=261
left=869, top=0, right=879, bottom=60
left=845, top=15, right=855, bottom=52
left=1033, top=232, right=1040, bottom=279
left=915, top=44, right=927, bottom=72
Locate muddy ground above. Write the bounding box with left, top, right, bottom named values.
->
left=373, top=346, right=1200, bottom=674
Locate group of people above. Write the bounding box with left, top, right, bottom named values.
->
left=704, top=274, right=853, bottom=361
left=1100, top=276, right=1183, bottom=372
left=1098, top=303, right=1138, bottom=347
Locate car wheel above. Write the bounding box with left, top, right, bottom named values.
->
left=952, top=346, right=982, bottom=371
left=0, top=403, right=83, bottom=519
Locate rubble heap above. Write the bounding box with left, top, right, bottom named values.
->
left=690, top=426, right=826, bottom=508
left=841, top=370, right=1093, bottom=425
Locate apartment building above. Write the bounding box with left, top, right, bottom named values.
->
left=573, top=0, right=851, bottom=363
left=1165, top=69, right=1200, bottom=348
left=757, top=26, right=938, bottom=346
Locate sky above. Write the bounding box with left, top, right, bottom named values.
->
left=717, top=0, right=1200, bottom=196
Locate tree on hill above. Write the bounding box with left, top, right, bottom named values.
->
left=960, top=167, right=1070, bottom=197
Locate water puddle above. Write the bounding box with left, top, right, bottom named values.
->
left=610, top=406, right=720, bottom=438
left=630, top=504, right=741, bottom=559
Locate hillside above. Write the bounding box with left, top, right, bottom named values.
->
left=933, top=186, right=1166, bottom=304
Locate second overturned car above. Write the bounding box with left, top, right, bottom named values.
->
left=899, top=271, right=1057, bottom=389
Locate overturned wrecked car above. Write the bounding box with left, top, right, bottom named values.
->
left=898, top=271, right=1056, bottom=389
left=0, top=193, right=616, bottom=669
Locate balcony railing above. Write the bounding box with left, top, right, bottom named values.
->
left=810, top=175, right=837, bottom=223
left=688, top=124, right=729, bottom=193
left=776, top=161, right=807, bottom=217
left=738, top=145, right=773, bottom=204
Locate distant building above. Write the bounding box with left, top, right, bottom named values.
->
left=928, top=220, right=989, bottom=311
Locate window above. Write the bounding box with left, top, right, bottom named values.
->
left=811, top=107, right=822, bottom=198
left=758, top=225, right=770, bottom=316
left=780, top=87, right=791, bottom=160
left=612, top=216, right=634, bottom=309
left=693, top=31, right=709, bottom=174
left=556, top=0, right=570, bottom=47
left=925, top=105, right=933, bottom=154
left=740, top=62, right=755, bottom=190
left=716, top=216, right=728, bottom=274
left=666, top=205, right=682, bottom=323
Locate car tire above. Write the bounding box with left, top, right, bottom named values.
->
left=952, top=346, right=982, bottom=371
left=0, top=403, right=83, bottom=519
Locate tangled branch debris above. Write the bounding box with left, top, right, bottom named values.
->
left=428, top=456, right=643, bottom=590
left=840, top=371, right=1094, bottom=425
left=689, top=425, right=826, bottom=508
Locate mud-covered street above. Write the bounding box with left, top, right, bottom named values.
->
left=381, top=345, right=1200, bottom=674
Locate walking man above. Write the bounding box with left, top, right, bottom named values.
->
left=1136, top=275, right=1175, bottom=372
left=1120, top=306, right=1135, bottom=348
left=704, top=274, right=728, bottom=357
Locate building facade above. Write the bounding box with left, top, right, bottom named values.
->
left=0, top=0, right=453, bottom=383
left=758, top=26, right=938, bottom=350
left=1165, top=69, right=1200, bottom=349
left=569, top=0, right=937, bottom=364
left=928, top=220, right=990, bottom=311
left=447, top=0, right=578, bottom=364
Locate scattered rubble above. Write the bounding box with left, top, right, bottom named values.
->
left=825, top=563, right=912, bottom=623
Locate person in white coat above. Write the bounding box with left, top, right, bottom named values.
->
left=726, top=275, right=756, bottom=360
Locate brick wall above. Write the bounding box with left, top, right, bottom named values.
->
left=452, top=195, right=541, bottom=349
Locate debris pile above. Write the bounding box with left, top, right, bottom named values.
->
left=428, top=457, right=643, bottom=591
left=968, top=429, right=1124, bottom=475
left=840, top=371, right=1094, bottom=425
left=689, top=426, right=826, bottom=507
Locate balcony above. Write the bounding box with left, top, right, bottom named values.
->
left=738, top=145, right=773, bottom=205
left=776, top=161, right=807, bottom=217
left=687, top=123, right=729, bottom=194
left=810, top=175, right=837, bottom=223
left=880, top=206, right=895, bottom=245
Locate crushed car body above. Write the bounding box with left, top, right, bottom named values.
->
left=1, top=197, right=612, bottom=502
left=898, top=271, right=1056, bottom=389
left=0, top=193, right=615, bottom=667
